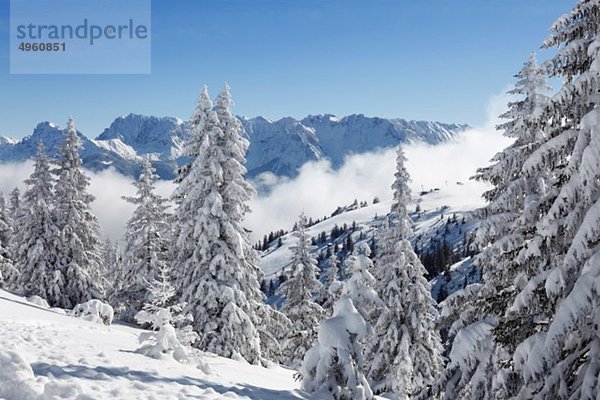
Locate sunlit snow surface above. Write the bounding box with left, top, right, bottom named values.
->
left=0, top=290, right=314, bottom=400
left=260, top=180, right=485, bottom=281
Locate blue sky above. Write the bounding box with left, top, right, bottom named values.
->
left=0, top=0, right=571, bottom=138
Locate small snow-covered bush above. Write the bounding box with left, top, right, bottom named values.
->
left=135, top=305, right=194, bottom=362
left=71, top=299, right=114, bottom=325
left=134, top=257, right=197, bottom=363
left=301, top=296, right=373, bottom=400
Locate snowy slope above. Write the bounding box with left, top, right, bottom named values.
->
left=0, top=289, right=315, bottom=400
left=259, top=181, right=483, bottom=288
left=0, top=114, right=467, bottom=180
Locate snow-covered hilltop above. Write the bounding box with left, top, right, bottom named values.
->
left=0, top=113, right=468, bottom=179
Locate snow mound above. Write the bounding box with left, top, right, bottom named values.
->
left=71, top=299, right=114, bottom=325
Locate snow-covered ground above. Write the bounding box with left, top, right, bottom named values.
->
left=260, top=180, right=484, bottom=281
left=0, top=289, right=313, bottom=400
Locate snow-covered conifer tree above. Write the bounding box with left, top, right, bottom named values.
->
left=52, top=117, right=103, bottom=308
left=14, top=143, right=59, bottom=300
left=135, top=258, right=195, bottom=362
left=101, top=237, right=121, bottom=302
left=368, top=146, right=443, bottom=398
left=0, top=193, right=13, bottom=251
left=171, top=85, right=265, bottom=364
left=504, top=3, right=600, bottom=398
left=0, top=193, right=16, bottom=289
left=277, top=213, right=324, bottom=368
left=428, top=56, right=553, bottom=399
left=119, top=157, right=171, bottom=322
left=9, top=188, right=20, bottom=218
left=301, top=295, right=373, bottom=400
left=320, top=253, right=342, bottom=313
left=256, top=304, right=291, bottom=365
left=341, top=242, right=381, bottom=325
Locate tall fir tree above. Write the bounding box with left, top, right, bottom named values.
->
left=171, top=85, right=265, bottom=364
left=505, top=2, right=600, bottom=398
left=9, top=188, right=20, bottom=218
left=119, top=157, right=171, bottom=322
left=368, top=146, right=444, bottom=398
left=277, top=213, right=324, bottom=368
left=429, top=55, right=553, bottom=399
left=0, top=193, right=16, bottom=289
left=320, top=253, right=342, bottom=314
left=52, top=117, right=102, bottom=308
left=101, top=237, right=122, bottom=303
left=14, top=143, right=60, bottom=301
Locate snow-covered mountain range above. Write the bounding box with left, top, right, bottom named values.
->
left=0, top=114, right=468, bottom=179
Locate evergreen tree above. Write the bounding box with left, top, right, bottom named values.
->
left=505, top=3, right=600, bottom=398
left=0, top=193, right=13, bottom=251
left=134, top=257, right=196, bottom=362
left=9, top=188, right=20, bottom=217
left=301, top=295, right=373, bottom=400
left=368, top=146, right=444, bottom=398
left=341, top=243, right=381, bottom=325
left=52, top=117, right=103, bottom=308
left=171, top=85, right=265, bottom=364
left=320, top=253, right=342, bottom=313
left=119, top=157, right=171, bottom=322
left=0, top=193, right=16, bottom=289
left=101, top=237, right=122, bottom=303
left=14, top=143, right=60, bottom=301
left=277, top=213, right=324, bottom=368
left=428, top=53, right=553, bottom=399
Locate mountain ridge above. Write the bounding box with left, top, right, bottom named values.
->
left=0, top=113, right=469, bottom=180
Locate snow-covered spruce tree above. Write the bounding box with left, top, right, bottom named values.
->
left=320, top=253, right=343, bottom=314
left=301, top=295, right=373, bottom=400
left=256, top=303, right=292, bottom=365
left=52, top=117, right=103, bottom=308
left=341, top=242, right=382, bottom=326
left=13, top=143, right=60, bottom=300
left=135, top=258, right=195, bottom=362
left=0, top=193, right=16, bottom=289
left=9, top=188, right=20, bottom=218
left=277, top=212, right=324, bottom=368
left=0, top=193, right=13, bottom=252
left=368, top=146, right=443, bottom=398
left=171, top=85, right=265, bottom=364
left=101, top=237, right=122, bottom=303
left=119, top=157, right=171, bottom=322
left=505, top=3, right=600, bottom=398
left=426, top=55, right=553, bottom=399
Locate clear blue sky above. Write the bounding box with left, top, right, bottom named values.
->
left=0, top=0, right=571, bottom=138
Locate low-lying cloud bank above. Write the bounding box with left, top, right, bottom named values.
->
left=0, top=163, right=174, bottom=240
left=0, top=90, right=513, bottom=242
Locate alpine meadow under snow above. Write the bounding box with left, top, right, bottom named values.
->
left=1, top=1, right=600, bottom=399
